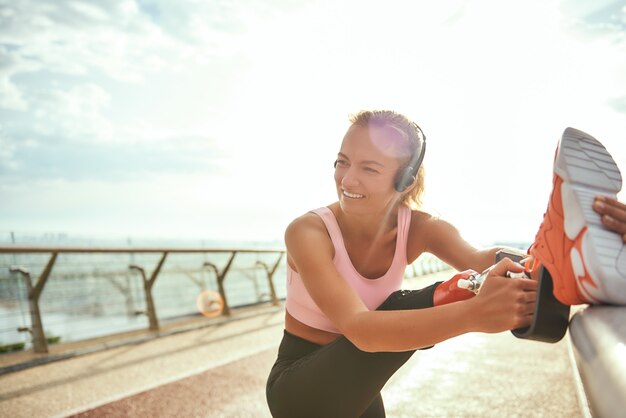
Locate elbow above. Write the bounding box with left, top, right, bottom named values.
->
left=345, top=331, right=377, bottom=353
left=341, top=315, right=379, bottom=353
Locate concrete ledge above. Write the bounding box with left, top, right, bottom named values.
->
left=569, top=305, right=626, bottom=418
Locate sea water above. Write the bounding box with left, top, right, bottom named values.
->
left=0, top=232, right=288, bottom=349
left=0, top=232, right=461, bottom=350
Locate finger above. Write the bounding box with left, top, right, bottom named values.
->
left=522, top=290, right=537, bottom=303
left=522, top=302, right=536, bottom=316
left=595, top=195, right=626, bottom=211
left=600, top=214, right=626, bottom=236
left=490, top=258, right=524, bottom=276
left=516, top=313, right=534, bottom=328
left=594, top=196, right=626, bottom=221
left=514, top=278, right=538, bottom=291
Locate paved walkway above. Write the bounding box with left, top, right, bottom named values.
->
left=0, top=272, right=588, bottom=417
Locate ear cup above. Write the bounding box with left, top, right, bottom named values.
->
left=394, top=168, right=417, bottom=192
left=394, top=139, right=426, bottom=192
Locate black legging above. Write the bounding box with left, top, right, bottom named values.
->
left=266, top=283, right=441, bottom=418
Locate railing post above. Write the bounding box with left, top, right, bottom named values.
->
left=203, top=251, right=237, bottom=316
left=129, top=252, right=168, bottom=331
left=9, top=252, right=58, bottom=354
left=256, top=252, right=284, bottom=306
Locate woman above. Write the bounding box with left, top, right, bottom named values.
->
left=266, top=110, right=624, bottom=417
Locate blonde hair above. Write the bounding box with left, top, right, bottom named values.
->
left=348, top=110, right=425, bottom=209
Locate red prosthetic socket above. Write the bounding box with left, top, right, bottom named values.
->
left=433, top=270, right=479, bottom=306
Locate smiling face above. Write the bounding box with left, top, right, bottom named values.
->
left=334, top=124, right=411, bottom=215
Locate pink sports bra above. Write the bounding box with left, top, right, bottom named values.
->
left=285, top=205, right=411, bottom=333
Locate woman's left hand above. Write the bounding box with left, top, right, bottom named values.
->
left=594, top=196, right=626, bottom=242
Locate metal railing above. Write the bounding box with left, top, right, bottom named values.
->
left=0, top=246, right=449, bottom=355
left=0, top=246, right=285, bottom=354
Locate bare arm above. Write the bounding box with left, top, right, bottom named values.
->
left=286, top=215, right=536, bottom=353
left=420, top=216, right=527, bottom=272
left=420, top=217, right=499, bottom=271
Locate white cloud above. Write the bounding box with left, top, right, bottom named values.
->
left=0, top=74, right=26, bottom=110
left=0, top=46, right=30, bottom=110
left=0, top=127, right=18, bottom=172
left=0, top=0, right=256, bottom=112
left=1, top=0, right=625, bottom=243
left=31, top=83, right=113, bottom=141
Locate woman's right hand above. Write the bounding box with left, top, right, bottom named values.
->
left=594, top=196, right=626, bottom=242
left=467, top=258, right=538, bottom=333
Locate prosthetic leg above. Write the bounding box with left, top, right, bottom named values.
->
left=495, top=250, right=570, bottom=343
left=433, top=250, right=571, bottom=343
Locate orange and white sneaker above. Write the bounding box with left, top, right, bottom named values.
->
left=528, top=127, right=626, bottom=305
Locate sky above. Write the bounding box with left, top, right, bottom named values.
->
left=1, top=0, right=625, bottom=246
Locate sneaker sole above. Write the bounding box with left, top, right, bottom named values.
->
left=555, top=127, right=626, bottom=304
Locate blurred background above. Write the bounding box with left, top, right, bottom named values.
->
left=1, top=0, right=625, bottom=247
left=0, top=5, right=623, bottom=416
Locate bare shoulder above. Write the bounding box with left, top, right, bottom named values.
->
left=419, top=212, right=466, bottom=250
left=285, top=211, right=334, bottom=266
left=285, top=212, right=329, bottom=243
left=406, top=209, right=435, bottom=260
left=419, top=213, right=461, bottom=236
left=407, top=209, right=471, bottom=262
left=409, top=208, right=434, bottom=228
left=416, top=212, right=485, bottom=270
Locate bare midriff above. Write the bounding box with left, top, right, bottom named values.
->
left=285, top=311, right=341, bottom=346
